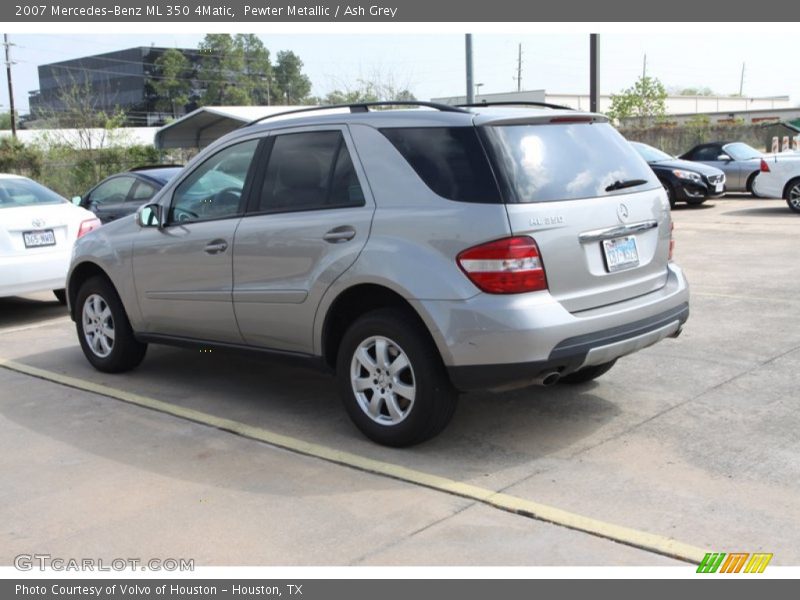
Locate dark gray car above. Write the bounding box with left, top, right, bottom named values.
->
left=66, top=103, right=689, bottom=446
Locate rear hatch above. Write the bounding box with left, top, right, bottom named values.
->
left=479, top=115, right=671, bottom=313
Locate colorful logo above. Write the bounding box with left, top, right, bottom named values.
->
left=697, top=552, right=773, bottom=573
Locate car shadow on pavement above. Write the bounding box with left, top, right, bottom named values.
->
left=2, top=341, right=620, bottom=491
left=722, top=206, right=792, bottom=218
left=0, top=295, right=68, bottom=329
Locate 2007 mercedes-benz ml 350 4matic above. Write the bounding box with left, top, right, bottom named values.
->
left=67, top=102, right=689, bottom=446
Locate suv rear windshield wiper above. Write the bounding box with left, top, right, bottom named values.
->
left=605, top=179, right=648, bottom=192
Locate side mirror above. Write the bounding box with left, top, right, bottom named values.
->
left=717, top=154, right=732, bottom=161
left=71, top=196, right=82, bottom=206
left=137, top=203, right=162, bottom=228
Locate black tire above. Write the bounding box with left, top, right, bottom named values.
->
left=560, top=360, right=617, bottom=384
left=336, top=308, right=458, bottom=447
left=53, top=289, right=67, bottom=305
left=685, top=197, right=706, bottom=206
left=663, top=182, right=676, bottom=209
left=746, top=172, right=758, bottom=195
left=75, top=276, right=147, bottom=373
left=784, top=178, right=800, bottom=214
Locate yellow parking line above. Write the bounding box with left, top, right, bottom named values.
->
left=0, top=356, right=707, bottom=565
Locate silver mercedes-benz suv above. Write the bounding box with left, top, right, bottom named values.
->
left=67, top=102, right=689, bottom=446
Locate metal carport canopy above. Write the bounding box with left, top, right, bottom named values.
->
left=154, top=106, right=302, bottom=149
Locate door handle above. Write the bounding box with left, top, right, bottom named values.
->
left=323, top=226, right=356, bottom=243
left=204, top=239, right=228, bottom=254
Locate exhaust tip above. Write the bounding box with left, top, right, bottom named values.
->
left=533, top=371, right=561, bottom=386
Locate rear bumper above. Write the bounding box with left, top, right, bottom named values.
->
left=0, top=251, right=70, bottom=297
left=447, top=302, right=688, bottom=391
left=415, top=263, right=689, bottom=392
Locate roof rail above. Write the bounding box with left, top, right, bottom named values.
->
left=243, top=101, right=469, bottom=127
left=456, top=101, right=574, bottom=111
left=128, top=164, right=183, bottom=172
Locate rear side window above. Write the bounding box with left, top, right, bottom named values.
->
left=257, top=131, right=365, bottom=213
left=379, top=127, right=501, bottom=203
left=483, top=122, right=660, bottom=203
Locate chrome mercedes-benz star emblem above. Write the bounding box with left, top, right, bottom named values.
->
left=617, top=203, right=629, bottom=222
left=32, top=218, right=46, bottom=228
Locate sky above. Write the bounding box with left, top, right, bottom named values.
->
left=1, top=32, right=796, bottom=114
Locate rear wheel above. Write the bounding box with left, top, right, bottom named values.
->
left=662, top=182, right=676, bottom=208
left=76, top=276, right=147, bottom=373
left=336, top=308, right=458, bottom=447
left=746, top=172, right=758, bottom=195
left=784, top=178, right=800, bottom=214
left=560, top=360, right=617, bottom=384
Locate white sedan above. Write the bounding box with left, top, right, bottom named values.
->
left=1, top=174, right=101, bottom=302
left=752, top=155, right=800, bottom=213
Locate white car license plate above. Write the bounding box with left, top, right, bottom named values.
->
left=602, top=236, right=639, bottom=272
left=715, top=183, right=723, bottom=193
left=23, top=229, right=56, bottom=248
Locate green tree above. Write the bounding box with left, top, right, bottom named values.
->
left=198, top=34, right=251, bottom=105
left=318, top=78, right=416, bottom=105
left=234, top=34, right=273, bottom=105
left=151, top=48, right=192, bottom=118
left=0, top=112, right=11, bottom=130
left=273, top=50, right=312, bottom=104
left=678, top=86, right=715, bottom=96
left=607, top=75, right=668, bottom=122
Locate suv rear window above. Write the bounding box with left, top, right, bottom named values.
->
left=483, top=122, right=660, bottom=203
left=379, top=127, right=501, bottom=203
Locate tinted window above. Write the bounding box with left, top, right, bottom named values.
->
left=258, top=131, right=365, bottom=213
left=0, top=177, right=65, bottom=209
left=483, top=122, right=659, bottom=203
left=90, top=176, right=136, bottom=205
left=379, top=127, right=501, bottom=203
left=130, top=181, right=159, bottom=201
left=631, top=142, right=672, bottom=162
left=691, top=146, right=722, bottom=161
left=170, top=139, right=259, bottom=223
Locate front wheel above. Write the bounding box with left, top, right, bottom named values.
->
left=560, top=360, right=617, bottom=384
left=785, top=178, right=800, bottom=214
left=336, top=308, right=458, bottom=447
left=76, top=276, right=147, bottom=373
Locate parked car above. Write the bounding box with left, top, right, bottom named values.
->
left=630, top=142, right=725, bottom=208
left=73, top=165, right=183, bottom=224
left=66, top=102, right=689, bottom=446
left=752, top=155, right=800, bottom=213
left=0, top=174, right=100, bottom=303
left=679, top=142, right=765, bottom=194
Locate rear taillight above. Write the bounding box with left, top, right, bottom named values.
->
left=77, top=218, right=102, bottom=239
left=760, top=158, right=771, bottom=173
left=669, top=222, right=675, bottom=261
left=457, top=236, right=547, bottom=294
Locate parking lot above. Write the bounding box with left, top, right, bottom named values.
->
left=1, top=194, right=798, bottom=567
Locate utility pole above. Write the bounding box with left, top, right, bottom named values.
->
left=3, top=34, right=16, bottom=137
left=589, top=34, right=600, bottom=113
left=465, top=34, right=474, bottom=104
left=739, top=62, right=746, bottom=96
left=515, top=43, right=522, bottom=92
left=642, top=53, right=647, bottom=79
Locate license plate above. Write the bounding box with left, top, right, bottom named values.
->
left=715, top=183, right=723, bottom=193
left=23, top=229, right=56, bottom=248
left=602, top=236, right=639, bottom=272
